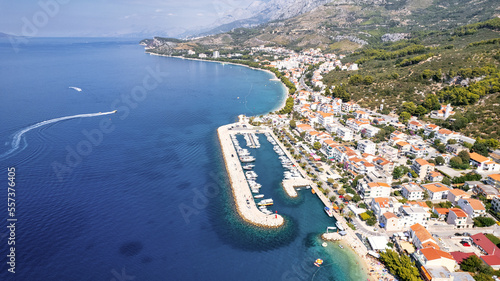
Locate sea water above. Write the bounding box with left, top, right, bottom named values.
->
left=0, top=37, right=366, bottom=280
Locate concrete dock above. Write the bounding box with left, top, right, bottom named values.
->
left=217, top=122, right=284, bottom=228
left=282, top=178, right=313, bottom=197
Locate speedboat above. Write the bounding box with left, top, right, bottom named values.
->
left=242, top=164, right=255, bottom=170
left=240, top=156, right=255, bottom=162
left=254, top=194, right=264, bottom=199
left=324, top=207, right=333, bottom=217
left=258, top=199, right=273, bottom=206
left=314, top=259, right=323, bottom=267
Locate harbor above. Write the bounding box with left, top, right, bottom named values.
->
left=217, top=120, right=284, bottom=228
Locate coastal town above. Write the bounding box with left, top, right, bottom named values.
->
left=206, top=45, right=500, bottom=281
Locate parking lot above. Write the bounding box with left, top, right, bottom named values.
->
left=438, top=236, right=484, bottom=256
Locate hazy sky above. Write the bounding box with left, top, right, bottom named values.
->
left=0, top=0, right=253, bottom=37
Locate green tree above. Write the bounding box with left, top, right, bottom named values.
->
left=324, top=88, right=331, bottom=97
left=333, top=85, right=350, bottom=102
left=415, top=105, right=427, bottom=116
left=313, top=142, right=321, bottom=150
left=474, top=217, right=496, bottom=227
left=486, top=138, right=500, bottom=149
left=458, top=150, right=470, bottom=163
left=363, top=75, right=374, bottom=85
left=423, top=94, right=441, bottom=110
left=460, top=255, right=483, bottom=272
left=399, top=112, right=411, bottom=123
left=402, top=102, right=417, bottom=115
left=289, top=119, right=296, bottom=129
left=352, top=194, right=361, bottom=202
left=435, top=156, right=445, bottom=165
left=442, top=177, right=451, bottom=185
left=472, top=140, right=489, bottom=157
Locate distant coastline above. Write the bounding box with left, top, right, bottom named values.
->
left=146, top=52, right=289, bottom=114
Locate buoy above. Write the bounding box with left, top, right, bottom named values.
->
left=322, top=242, right=327, bottom=247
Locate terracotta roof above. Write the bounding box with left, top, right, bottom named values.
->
left=438, top=128, right=453, bottom=135
left=420, top=247, right=454, bottom=261
left=433, top=208, right=450, bottom=215
left=450, top=252, right=476, bottom=264
left=421, top=183, right=450, bottom=193
left=489, top=174, right=500, bottom=182
left=373, top=197, right=392, bottom=208
left=426, top=124, right=439, bottom=129
left=411, top=223, right=436, bottom=245
left=466, top=198, right=485, bottom=211
left=396, top=141, right=410, bottom=147
left=428, top=171, right=443, bottom=178
left=422, top=241, right=440, bottom=249
left=450, top=189, right=469, bottom=197
left=470, top=152, right=489, bottom=163
left=368, top=182, right=391, bottom=188
left=383, top=212, right=397, bottom=219
left=408, top=201, right=429, bottom=208
left=449, top=208, right=467, bottom=218
left=415, top=158, right=431, bottom=166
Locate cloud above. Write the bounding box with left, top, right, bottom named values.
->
left=155, top=8, right=162, bottom=12
left=196, top=13, right=204, bottom=16
left=167, top=13, right=174, bottom=16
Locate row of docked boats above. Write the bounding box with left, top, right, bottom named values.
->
left=273, top=145, right=285, bottom=156
left=243, top=133, right=260, bottom=148
left=279, top=156, right=301, bottom=179
left=265, top=132, right=277, bottom=145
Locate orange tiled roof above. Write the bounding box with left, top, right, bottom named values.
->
left=466, top=198, right=485, bottom=210
left=383, top=212, right=397, bottom=219
left=411, top=223, right=436, bottom=245
left=368, top=182, right=391, bottom=188
left=470, top=152, right=489, bottom=163
left=450, top=208, right=467, bottom=218
left=420, top=247, right=454, bottom=261
left=489, top=174, right=500, bottom=182
left=373, top=197, right=391, bottom=208
left=450, top=189, right=468, bottom=197
left=433, top=208, right=450, bottom=215
left=421, top=183, right=449, bottom=193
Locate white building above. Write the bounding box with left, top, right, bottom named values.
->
left=401, top=182, right=424, bottom=201
left=336, top=127, right=353, bottom=141
left=357, top=139, right=376, bottom=155
left=357, top=180, right=391, bottom=199
left=457, top=198, right=486, bottom=218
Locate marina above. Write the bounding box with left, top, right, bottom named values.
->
left=217, top=119, right=284, bottom=227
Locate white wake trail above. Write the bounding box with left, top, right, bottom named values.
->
left=0, top=111, right=116, bottom=159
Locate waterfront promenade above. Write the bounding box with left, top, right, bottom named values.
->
left=217, top=122, right=284, bottom=228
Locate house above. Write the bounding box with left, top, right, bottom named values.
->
left=346, top=118, right=370, bottom=132
left=427, top=171, right=444, bottom=182
left=336, top=127, right=353, bottom=141
left=321, top=139, right=340, bottom=159
left=447, top=189, right=470, bottom=204
left=471, top=183, right=499, bottom=199
left=380, top=212, right=400, bottom=231
left=357, top=139, right=376, bottom=155
left=435, top=129, right=460, bottom=144
left=357, top=180, right=391, bottom=199
left=446, top=208, right=471, bottom=229
left=432, top=208, right=450, bottom=220
left=469, top=152, right=500, bottom=172
left=354, top=110, right=369, bottom=120
left=471, top=233, right=500, bottom=256
left=410, top=145, right=426, bottom=158
left=408, top=120, right=423, bottom=132
left=391, top=131, right=407, bottom=140
left=412, top=159, right=435, bottom=179
left=341, top=101, right=359, bottom=112
left=363, top=125, right=381, bottom=137
left=446, top=144, right=468, bottom=155
left=487, top=174, right=500, bottom=188
left=317, top=111, right=334, bottom=126
left=421, top=266, right=474, bottom=281
left=396, top=141, right=412, bottom=153
left=414, top=247, right=457, bottom=272
left=480, top=255, right=500, bottom=270
left=457, top=198, right=486, bottom=218
left=431, top=104, right=455, bottom=119
left=424, top=124, right=440, bottom=136
left=365, top=170, right=393, bottom=186
left=490, top=195, right=500, bottom=213
left=421, top=183, right=451, bottom=201
left=296, top=123, right=314, bottom=133
left=371, top=197, right=401, bottom=218
left=401, top=182, right=424, bottom=201
left=373, top=157, right=395, bottom=174
left=409, top=223, right=439, bottom=250
left=398, top=205, right=431, bottom=228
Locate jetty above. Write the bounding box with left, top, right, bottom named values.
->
left=282, top=178, right=313, bottom=197
left=217, top=120, right=284, bottom=228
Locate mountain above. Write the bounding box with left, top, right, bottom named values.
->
left=148, top=0, right=498, bottom=52
left=191, top=0, right=338, bottom=37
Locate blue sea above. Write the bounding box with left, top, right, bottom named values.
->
left=0, top=38, right=367, bottom=281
